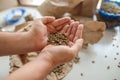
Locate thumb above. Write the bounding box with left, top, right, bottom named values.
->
left=41, top=16, right=55, bottom=24
left=71, top=39, right=83, bottom=54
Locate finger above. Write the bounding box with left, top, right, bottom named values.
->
left=68, top=41, right=74, bottom=47
left=78, top=24, right=84, bottom=38
left=68, top=20, right=74, bottom=25
left=69, top=34, right=74, bottom=42
left=56, top=20, right=74, bottom=31
left=60, top=25, right=69, bottom=34
left=41, top=16, right=55, bottom=24
left=70, top=21, right=79, bottom=41
left=52, top=17, right=71, bottom=27
left=71, top=21, right=79, bottom=34
left=73, top=24, right=84, bottom=42
left=56, top=23, right=69, bottom=31
left=70, top=20, right=74, bottom=23
left=66, top=22, right=74, bottom=37
left=46, top=24, right=56, bottom=33
left=71, top=39, right=83, bottom=55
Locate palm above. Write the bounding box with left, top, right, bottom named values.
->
left=29, top=17, right=71, bottom=51
left=39, top=23, right=83, bottom=66
left=40, top=45, right=74, bottom=66
left=40, top=38, right=83, bottom=67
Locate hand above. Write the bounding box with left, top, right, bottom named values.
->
left=3, top=18, right=83, bottom=80
left=27, top=16, right=71, bottom=51
left=39, top=39, right=83, bottom=67
left=38, top=24, right=83, bottom=67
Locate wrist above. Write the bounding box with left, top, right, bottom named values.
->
left=0, top=32, right=36, bottom=55
left=27, top=31, right=48, bottom=51
left=35, top=57, right=54, bottom=70
left=37, top=51, right=56, bottom=68
left=25, top=31, right=40, bottom=51
left=5, top=54, right=55, bottom=80
left=14, top=32, right=36, bottom=54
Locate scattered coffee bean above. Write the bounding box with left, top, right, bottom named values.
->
left=91, top=61, right=95, bottom=64
left=117, top=65, right=120, bottom=68
left=24, top=28, right=28, bottom=31
left=81, top=73, right=83, bottom=76
left=116, top=45, right=119, bottom=48
left=74, top=56, right=80, bottom=63
left=25, top=14, right=34, bottom=21
left=116, top=53, right=119, bottom=55
left=107, top=66, right=110, bottom=70
left=105, top=55, right=107, bottom=58
left=114, top=58, right=117, bottom=60
left=112, top=44, right=115, bottom=46
left=119, top=62, right=120, bottom=65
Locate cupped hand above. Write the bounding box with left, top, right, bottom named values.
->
left=28, top=16, right=71, bottom=51
left=39, top=39, right=83, bottom=67
left=38, top=24, right=83, bottom=67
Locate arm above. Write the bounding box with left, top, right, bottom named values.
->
left=4, top=56, right=54, bottom=80
left=0, top=17, right=53, bottom=56
left=0, top=32, right=35, bottom=56
left=4, top=39, right=83, bottom=80
left=5, top=23, right=83, bottom=80
left=0, top=17, right=71, bottom=56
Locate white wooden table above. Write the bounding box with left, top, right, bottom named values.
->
left=64, top=27, right=120, bottom=80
